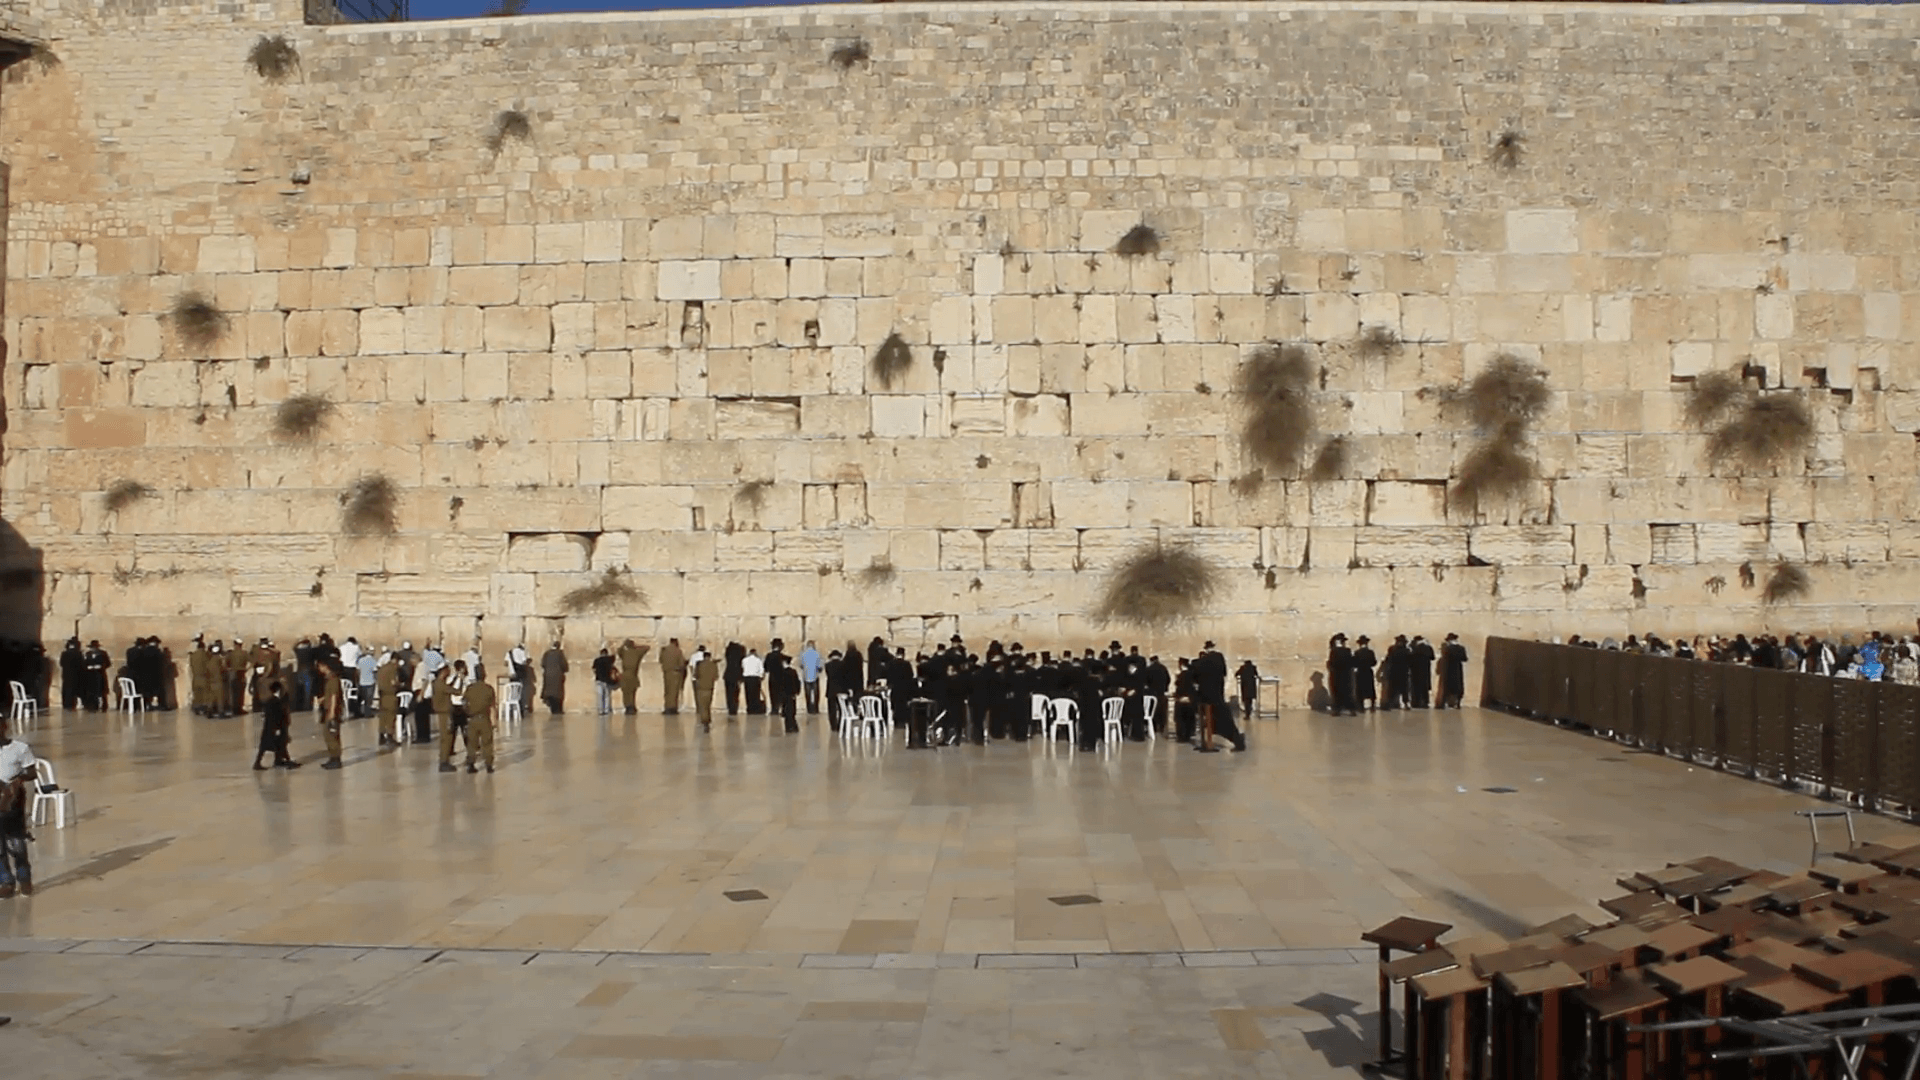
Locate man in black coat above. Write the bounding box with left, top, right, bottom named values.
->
left=723, top=642, right=746, bottom=716
left=1439, top=633, right=1469, bottom=709
left=1352, top=636, right=1379, bottom=711
left=1381, top=635, right=1411, bottom=710
left=1192, top=642, right=1245, bottom=752
left=1327, top=635, right=1356, bottom=716
left=58, top=638, right=83, bottom=711
left=82, top=640, right=110, bottom=711
left=1408, top=636, right=1436, bottom=709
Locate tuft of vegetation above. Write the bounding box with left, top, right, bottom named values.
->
left=102, top=479, right=155, bottom=514
left=1227, top=470, right=1265, bottom=498
left=735, top=478, right=772, bottom=512
left=1452, top=434, right=1535, bottom=506
left=1233, top=343, right=1316, bottom=474
left=272, top=393, right=334, bottom=440
left=1491, top=130, right=1526, bottom=170
left=247, top=34, right=299, bottom=83
left=341, top=474, right=399, bottom=537
left=1355, top=324, right=1401, bottom=361
left=852, top=557, right=897, bottom=591
left=486, top=109, right=533, bottom=153
left=1705, top=393, right=1814, bottom=474
left=559, top=567, right=646, bottom=614
left=1091, top=541, right=1220, bottom=629
left=1455, top=353, right=1551, bottom=432
left=170, top=291, right=229, bottom=352
left=829, top=39, right=871, bottom=69
left=1113, top=223, right=1162, bottom=258
left=870, top=332, right=913, bottom=390
left=1685, top=369, right=1749, bottom=428
left=1309, top=436, right=1349, bottom=482
left=1762, top=560, right=1811, bottom=605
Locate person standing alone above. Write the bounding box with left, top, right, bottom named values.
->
left=463, top=675, right=497, bottom=773
left=540, top=641, right=568, bottom=715
left=592, top=647, right=617, bottom=716
left=658, top=638, right=687, bottom=714
left=617, top=639, right=649, bottom=715
left=692, top=645, right=719, bottom=729
left=800, top=640, right=822, bottom=715
left=1438, top=633, right=1469, bottom=709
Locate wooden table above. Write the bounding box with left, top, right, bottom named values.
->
left=1647, top=955, right=1743, bottom=1079
left=1363, top=916, right=1454, bottom=1069
left=1573, top=972, right=1669, bottom=1080
left=1493, top=961, right=1585, bottom=1080
left=1412, top=966, right=1491, bottom=1080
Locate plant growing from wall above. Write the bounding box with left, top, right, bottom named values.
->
left=1761, top=560, right=1811, bottom=605
left=1113, top=224, right=1162, bottom=258
left=1233, top=343, right=1316, bottom=474
left=1354, top=324, right=1401, bottom=361
left=558, top=567, right=646, bottom=614
left=486, top=109, right=533, bottom=153
left=170, top=291, right=228, bottom=352
left=1491, top=130, right=1526, bottom=170
left=102, top=479, right=154, bottom=514
left=1443, top=353, right=1551, bottom=507
left=852, top=556, right=896, bottom=591
left=830, top=39, right=871, bottom=69
left=1091, top=541, right=1219, bottom=629
left=734, top=478, right=772, bottom=512
left=1684, top=368, right=1814, bottom=473
left=247, top=35, right=299, bottom=82
left=341, top=474, right=399, bottom=536
left=1309, top=436, right=1349, bottom=482
left=870, top=332, right=913, bottom=390
left=273, top=393, right=334, bottom=440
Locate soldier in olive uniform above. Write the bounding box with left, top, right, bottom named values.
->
left=463, top=677, right=496, bottom=773
left=225, top=642, right=251, bottom=718
left=376, top=652, right=400, bottom=746
left=434, top=667, right=461, bottom=773
left=249, top=638, right=280, bottom=713
left=187, top=637, right=210, bottom=716
left=318, top=659, right=345, bottom=769
left=617, top=639, right=649, bottom=715
left=692, top=646, right=719, bottom=729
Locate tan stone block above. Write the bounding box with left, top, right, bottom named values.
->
left=324, top=227, right=358, bottom=269
left=1366, top=481, right=1446, bottom=526
left=1304, top=292, right=1358, bottom=341
left=1126, top=481, right=1191, bottom=527
left=483, top=307, right=551, bottom=352
left=447, top=265, right=518, bottom=307
left=319, top=310, right=358, bottom=356
left=354, top=308, right=402, bottom=355
left=1468, top=525, right=1574, bottom=566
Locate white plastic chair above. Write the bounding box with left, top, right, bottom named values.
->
left=858, top=695, right=889, bottom=740
left=1030, top=693, right=1050, bottom=737
left=499, top=680, right=524, bottom=729
left=341, top=683, right=359, bottom=717
left=117, top=677, right=144, bottom=719
left=395, top=691, right=414, bottom=743
left=1141, top=696, right=1158, bottom=742
left=1048, top=698, right=1078, bottom=744
left=1101, top=697, right=1126, bottom=745
left=8, top=681, right=36, bottom=727
left=837, top=692, right=858, bottom=740
left=30, top=758, right=73, bottom=829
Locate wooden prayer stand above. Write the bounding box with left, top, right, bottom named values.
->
left=1363, top=916, right=1454, bottom=1073
left=1646, top=955, right=1742, bottom=1080
left=1412, top=965, right=1491, bottom=1080
left=1642, top=921, right=1717, bottom=964
left=1730, top=975, right=1847, bottom=1078
left=1794, top=948, right=1913, bottom=1074
left=1809, top=861, right=1887, bottom=895
left=1573, top=971, right=1668, bottom=1080
left=1491, top=961, right=1584, bottom=1080
left=1690, top=904, right=1766, bottom=947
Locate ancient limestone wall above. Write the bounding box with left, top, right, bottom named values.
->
left=4, top=0, right=1920, bottom=690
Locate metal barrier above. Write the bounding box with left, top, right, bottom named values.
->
left=1481, top=637, right=1920, bottom=813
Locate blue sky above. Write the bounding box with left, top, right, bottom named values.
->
left=409, top=0, right=829, bottom=17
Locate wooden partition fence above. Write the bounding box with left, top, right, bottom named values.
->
left=1481, top=637, right=1920, bottom=814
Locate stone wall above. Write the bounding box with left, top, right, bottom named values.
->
left=4, top=0, right=1920, bottom=692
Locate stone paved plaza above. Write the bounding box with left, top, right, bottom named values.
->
left=1, top=703, right=1915, bottom=1077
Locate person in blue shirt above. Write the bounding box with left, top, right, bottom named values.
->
left=800, top=641, right=822, bottom=715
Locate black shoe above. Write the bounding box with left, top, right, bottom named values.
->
left=625, top=708, right=637, bottom=715
left=466, top=763, right=478, bottom=774
left=252, top=762, right=268, bottom=771
left=486, top=764, right=494, bottom=773
left=322, top=759, right=343, bottom=770
left=280, top=760, right=303, bottom=769
left=1195, top=745, right=1220, bottom=753
left=438, top=762, right=456, bottom=773
left=1232, top=742, right=1248, bottom=753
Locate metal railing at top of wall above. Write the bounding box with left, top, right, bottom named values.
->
left=1481, top=636, right=1920, bottom=816
left=312, top=0, right=408, bottom=24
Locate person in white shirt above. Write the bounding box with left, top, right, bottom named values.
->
left=741, top=649, right=766, bottom=714
left=339, top=637, right=362, bottom=671
left=0, top=715, right=35, bottom=897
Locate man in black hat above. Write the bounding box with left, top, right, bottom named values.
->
left=1408, top=635, right=1436, bottom=709
left=1439, top=633, right=1469, bottom=709
left=1352, top=636, right=1378, bottom=712
left=1192, top=641, right=1245, bottom=752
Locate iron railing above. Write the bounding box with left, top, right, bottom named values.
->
left=313, top=0, right=408, bottom=23
left=1481, top=636, right=1920, bottom=815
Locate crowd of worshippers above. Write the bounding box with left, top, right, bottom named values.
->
left=1559, top=630, right=1920, bottom=684
left=1314, top=633, right=1471, bottom=716
left=647, top=636, right=1253, bottom=752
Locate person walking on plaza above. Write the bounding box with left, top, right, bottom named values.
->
left=616, top=639, right=649, bottom=715
left=462, top=674, right=496, bottom=774
left=741, top=648, right=765, bottom=714
left=1234, top=659, right=1259, bottom=720
left=692, top=645, right=719, bottom=729
left=592, top=646, right=617, bottom=716
left=1438, top=633, right=1469, bottom=709
left=658, top=638, right=687, bottom=714
left=800, top=640, right=822, bottom=715
left=0, top=714, right=35, bottom=897
left=318, top=660, right=346, bottom=770
left=1193, top=642, right=1246, bottom=752
left=1409, top=635, right=1436, bottom=708
left=435, top=666, right=461, bottom=772
left=252, top=681, right=297, bottom=770
left=767, top=639, right=799, bottom=733
left=540, top=641, right=568, bottom=715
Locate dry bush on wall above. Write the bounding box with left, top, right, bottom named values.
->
left=1706, top=394, right=1814, bottom=473
left=1452, top=431, right=1536, bottom=506
left=102, top=479, right=154, bottom=514
left=830, top=39, right=871, bottom=69
left=1762, top=560, right=1811, bottom=605
left=486, top=110, right=532, bottom=153
left=1354, top=324, right=1401, bottom=361
left=341, top=474, right=399, bottom=536
left=247, top=34, right=299, bottom=82
left=1113, top=224, right=1162, bottom=258
left=1234, top=343, right=1316, bottom=474
left=1457, top=353, right=1551, bottom=433
left=735, top=479, right=772, bottom=512
left=1685, top=369, right=1750, bottom=428
left=559, top=568, right=646, bottom=615
left=1227, top=470, right=1265, bottom=498
left=870, top=333, right=913, bottom=390
left=1091, top=542, right=1220, bottom=629
left=852, top=557, right=897, bottom=591
left=170, top=291, right=228, bottom=351
left=1491, top=130, right=1526, bottom=170
left=273, top=394, right=334, bottom=440
left=1309, top=436, right=1349, bottom=482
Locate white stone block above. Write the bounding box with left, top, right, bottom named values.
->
left=871, top=396, right=926, bottom=438
left=1505, top=210, right=1578, bottom=254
